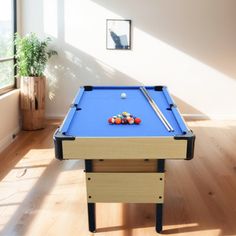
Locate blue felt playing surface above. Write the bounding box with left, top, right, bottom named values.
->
left=61, top=86, right=188, bottom=137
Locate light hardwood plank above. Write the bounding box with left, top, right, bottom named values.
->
left=0, top=120, right=236, bottom=235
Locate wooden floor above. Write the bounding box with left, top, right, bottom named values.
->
left=1, top=120, right=236, bottom=236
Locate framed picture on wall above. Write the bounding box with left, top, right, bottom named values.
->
left=106, top=19, right=131, bottom=50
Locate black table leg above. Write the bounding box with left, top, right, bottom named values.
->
left=85, top=160, right=96, bottom=232
left=156, top=159, right=165, bottom=233
left=156, top=203, right=163, bottom=233
left=88, top=203, right=96, bottom=232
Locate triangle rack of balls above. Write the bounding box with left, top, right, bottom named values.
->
left=108, top=112, right=141, bottom=125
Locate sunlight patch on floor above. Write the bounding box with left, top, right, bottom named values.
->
left=0, top=149, right=53, bottom=231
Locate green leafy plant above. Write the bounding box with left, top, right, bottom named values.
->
left=14, top=33, right=57, bottom=77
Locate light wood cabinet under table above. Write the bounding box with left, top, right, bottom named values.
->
left=86, top=172, right=165, bottom=203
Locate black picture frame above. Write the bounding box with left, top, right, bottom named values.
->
left=106, top=19, right=131, bottom=50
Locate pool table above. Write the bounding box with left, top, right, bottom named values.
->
left=54, top=86, right=195, bottom=233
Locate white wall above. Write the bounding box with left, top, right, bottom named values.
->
left=21, top=0, right=236, bottom=119
left=0, top=0, right=21, bottom=153
left=0, top=90, right=21, bottom=153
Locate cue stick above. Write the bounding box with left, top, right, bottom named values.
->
left=140, top=87, right=174, bottom=132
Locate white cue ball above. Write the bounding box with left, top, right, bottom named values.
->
left=121, top=93, right=127, bottom=99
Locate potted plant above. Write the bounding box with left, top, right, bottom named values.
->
left=15, top=33, right=57, bottom=130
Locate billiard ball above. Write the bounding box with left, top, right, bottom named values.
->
left=127, top=117, right=134, bottom=124
left=115, top=118, right=122, bottom=124
left=122, top=112, right=130, bottom=117
left=134, top=117, right=141, bottom=124
left=121, top=93, right=127, bottom=99
left=108, top=117, right=115, bottom=124
left=122, top=118, right=128, bottom=124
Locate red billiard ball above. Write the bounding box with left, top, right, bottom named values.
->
left=134, top=117, right=141, bottom=124
left=108, top=117, right=115, bottom=124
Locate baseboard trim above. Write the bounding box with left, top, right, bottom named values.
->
left=183, top=114, right=209, bottom=121
left=46, top=113, right=236, bottom=121
left=183, top=114, right=236, bottom=121
left=46, top=114, right=65, bottom=120
left=0, top=126, right=21, bottom=153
